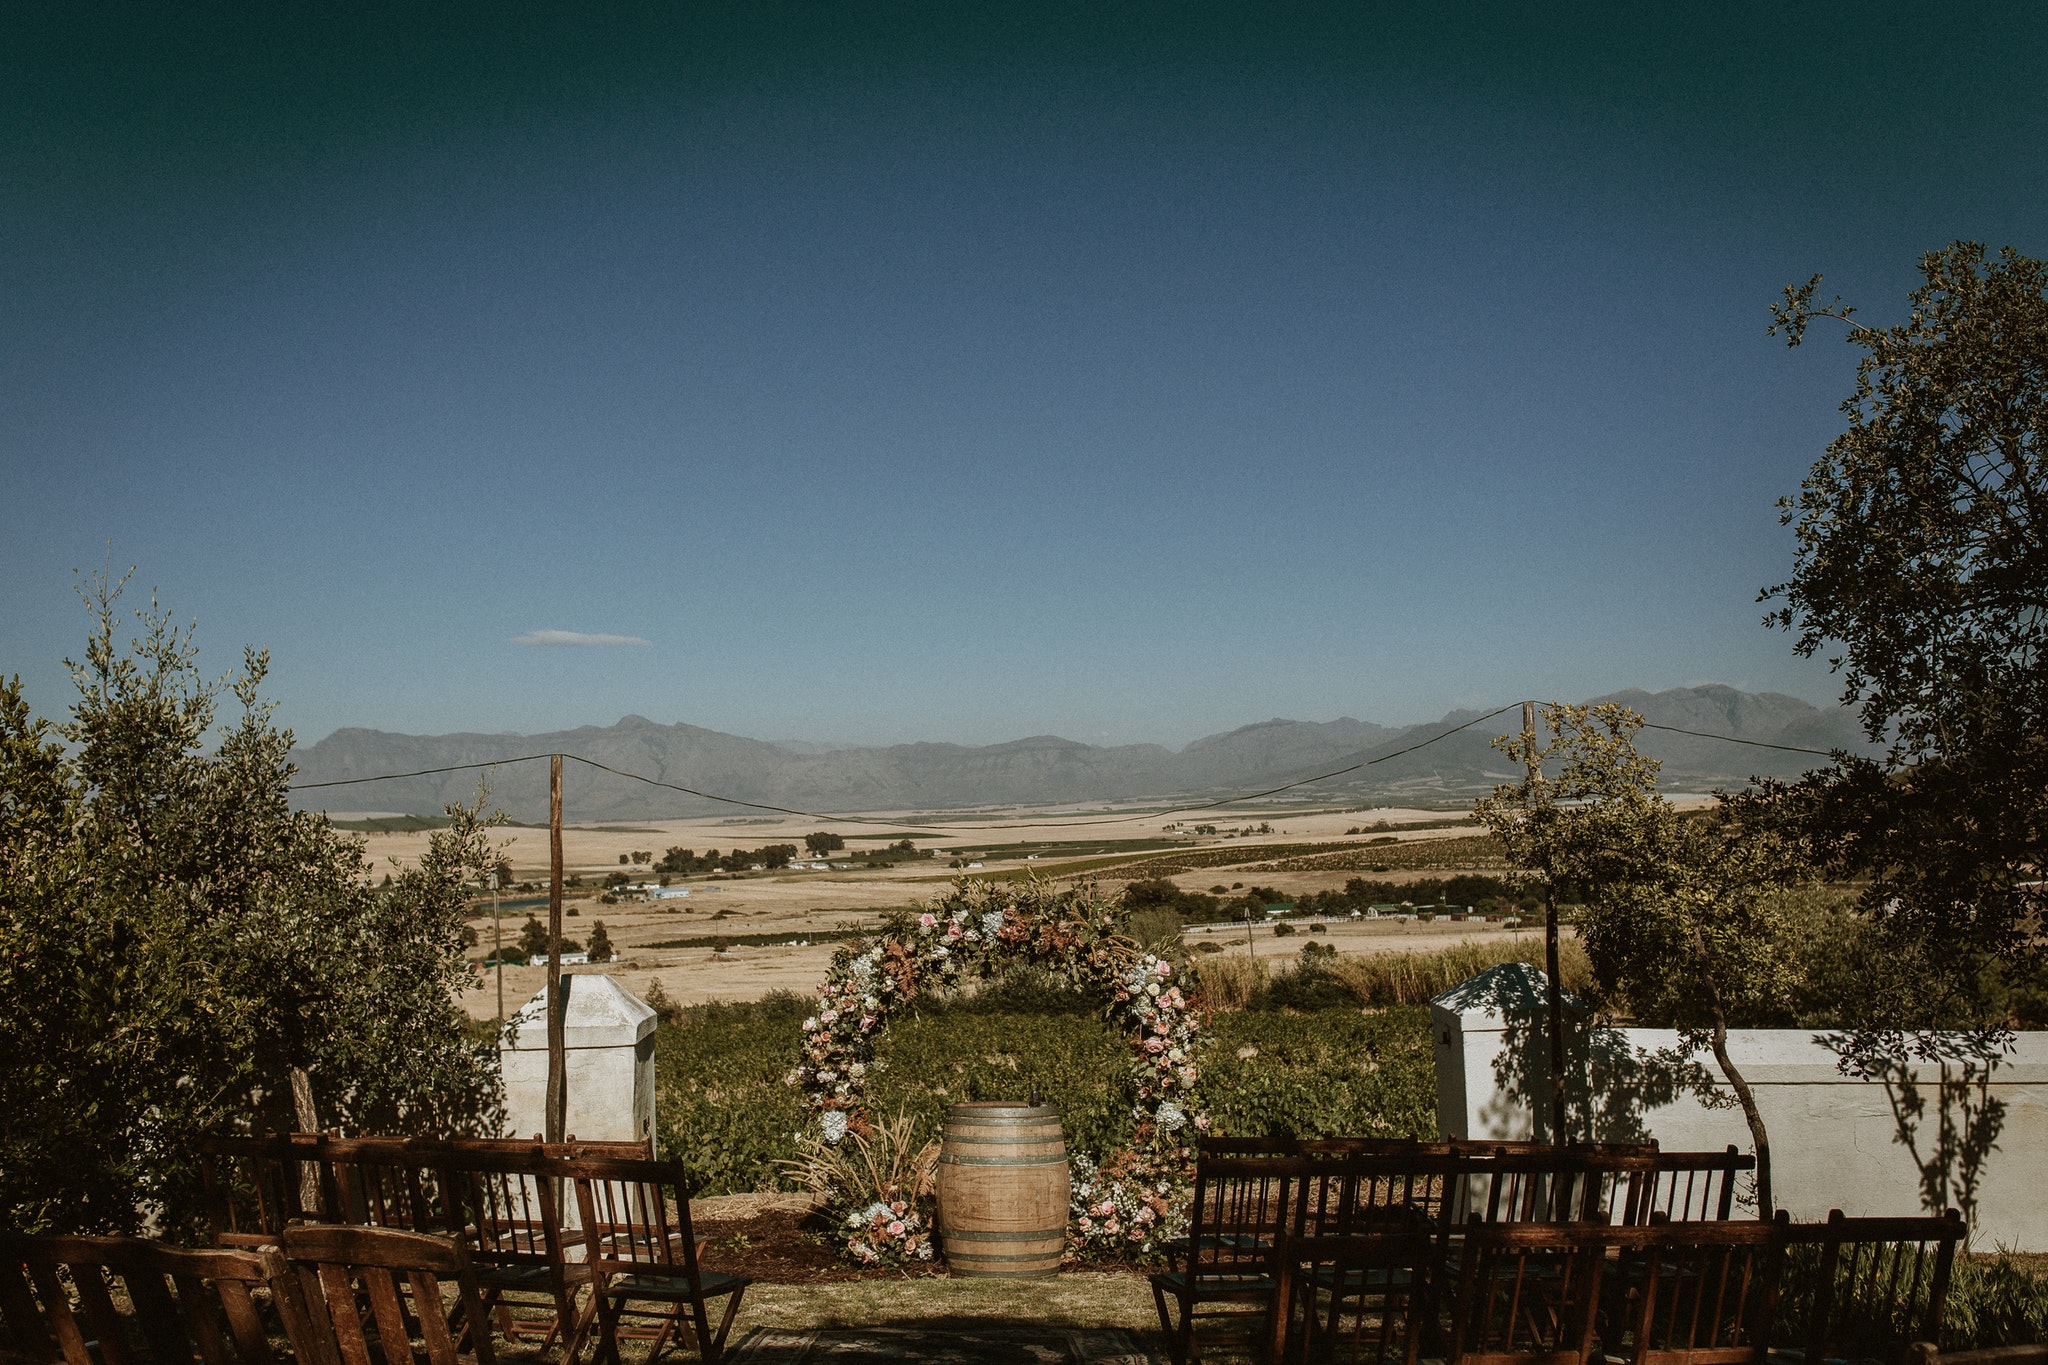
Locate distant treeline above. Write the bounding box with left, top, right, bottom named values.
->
left=655, top=844, right=800, bottom=874
left=1123, top=873, right=1533, bottom=924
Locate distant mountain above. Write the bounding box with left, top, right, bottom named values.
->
left=290, top=686, right=1874, bottom=823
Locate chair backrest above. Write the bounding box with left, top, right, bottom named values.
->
left=1184, top=1157, right=1299, bottom=1282
left=198, top=1134, right=332, bottom=1244
left=1776, top=1209, right=1965, bottom=1362
left=316, top=1139, right=453, bottom=1235
left=1289, top=1154, right=1468, bottom=1240
left=1270, top=1229, right=1441, bottom=1365
left=434, top=1148, right=567, bottom=1278
left=1443, top=1221, right=1610, bottom=1365
left=1, top=1234, right=313, bottom=1365
left=282, top=1224, right=495, bottom=1365
left=441, top=1135, right=653, bottom=1160
left=1608, top=1216, right=1785, bottom=1365
left=548, top=1157, right=706, bottom=1292
left=1612, top=1148, right=1755, bottom=1225
left=1450, top=1150, right=1616, bottom=1226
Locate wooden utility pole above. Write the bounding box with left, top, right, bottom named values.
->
left=546, top=754, right=567, bottom=1143
left=1523, top=701, right=1568, bottom=1144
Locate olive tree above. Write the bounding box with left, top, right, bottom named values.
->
left=1477, top=703, right=1804, bottom=1216
left=1765, top=242, right=2048, bottom=998
left=0, top=575, right=502, bottom=1235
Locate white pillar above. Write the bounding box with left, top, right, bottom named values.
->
left=500, top=974, right=657, bottom=1145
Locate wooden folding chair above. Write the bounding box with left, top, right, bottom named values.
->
left=1774, top=1209, right=1965, bottom=1364
left=1, top=1233, right=317, bottom=1365
left=282, top=1224, right=495, bottom=1365
left=1269, top=1229, right=1441, bottom=1365
left=555, top=1157, right=749, bottom=1365
left=1605, top=1216, right=1785, bottom=1365
left=198, top=1134, right=332, bottom=1246
left=435, top=1148, right=591, bottom=1357
left=1441, top=1221, right=1611, bottom=1365
left=1151, top=1156, right=1302, bottom=1365
left=318, top=1138, right=453, bottom=1235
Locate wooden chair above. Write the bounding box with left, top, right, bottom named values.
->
left=282, top=1224, right=496, bottom=1365
left=1151, top=1157, right=1301, bottom=1365
left=199, top=1134, right=333, bottom=1246
left=1604, top=1216, right=1785, bottom=1365
left=0, top=1233, right=317, bottom=1365
left=319, top=1138, right=453, bottom=1235
left=1440, top=1221, right=1611, bottom=1365
left=555, top=1157, right=748, bottom=1365
left=435, top=1148, right=591, bottom=1356
left=1269, top=1229, right=1441, bottom=1365
left=1611, top=1148, right=1754, bottom=1225
left=1773, top=1210, right=1965, bottom=1365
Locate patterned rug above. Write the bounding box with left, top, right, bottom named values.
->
left=726, top=1325, right=1158, bottom=1364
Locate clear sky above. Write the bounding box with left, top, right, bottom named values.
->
left=5, top=4, right=2045, bottom=749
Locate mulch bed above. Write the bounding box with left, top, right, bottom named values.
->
left=692, top=1198, right=1146, bottom=1285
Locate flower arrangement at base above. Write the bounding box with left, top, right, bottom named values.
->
left=784, top=878, right=1212, bottom=1262
left=779, top=1110, right=940, bottom=1268
left=1068, top=1151, right=1190, bottom=1259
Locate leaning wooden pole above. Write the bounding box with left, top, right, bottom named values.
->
left=1524, top=700, right=1568, bottom=1144
left=546, top=753, right=567, bottom=1143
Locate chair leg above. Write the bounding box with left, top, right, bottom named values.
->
left=1152, top=1284, right=1185, bottom=1365
left=704, top=1287, right=745, bottom=1363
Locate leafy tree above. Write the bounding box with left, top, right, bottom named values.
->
left=804, top=832, right=846, bottom=856
left=586, top=920, right=615, bottom=963
left=1477, top=703, right=1802, bottom=1215
left=518, top=915, right=550, bottom=959
left=656, top=847, right=695, bottom=874
left=1765, top=242, right=2048, bottom=1009
left=0, top=576, right=501, bottom=1235
left=756, top=843, right=798, bottom=869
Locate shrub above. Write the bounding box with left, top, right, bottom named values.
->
left=1191, top=955, right=1269, bottom=1011
left=1202, top=1009, right=1435, bottom=1141
left=655, top=994, right=809, bottom=1194
left=1271, top=922, right=1296, bottom=937
left=1943, top=1251, right=2048, bottom=1348
left=1321, top=938, right=1593, bottom=1008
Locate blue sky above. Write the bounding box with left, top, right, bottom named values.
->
left=5, top=4, right=2045, bottom=748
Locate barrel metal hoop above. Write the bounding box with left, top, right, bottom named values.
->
left=942, top=1250, right=1066, bottom=1262
left=943, top=1106, right=1058, bottom=1119
left=938, top=1154, right=1069, bottom=1167
left=939, top=1134, right=1065, bottom=1146
left=939, top=1228, right=1067, bottom=1242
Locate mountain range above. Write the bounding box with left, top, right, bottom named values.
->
left=289, top=685, right=1874, bottom=824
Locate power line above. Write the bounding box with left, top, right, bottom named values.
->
left=290, top=755, right=559, bottom=790
left=563, top=701, right=1526, bottom=831
left=1634, top=721, right=1837, bottom=757
left=283, top=701, right=1843, bottom=829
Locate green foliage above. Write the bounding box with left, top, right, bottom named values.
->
left=517, top=916, right=549, bottom=958
left=651, top=984, right=1439, bottom=1196
left=805, top=832, right=847, bottom=856
left=1765, top=242, right=2048, bottom=1007
left=1942, top=1252, right=2048, bottom=1349
left=0, top=576, right=501, bottom=1236
left=1200, top=1010, right=1436, bottom=1142
left=585, top=920, right=614, bottom=963
left=655, top=994, right=811, bottom=1195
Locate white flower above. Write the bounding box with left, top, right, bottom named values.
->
left=1155, top=1100, right=1187, bottom=1132
left=1145, top=983, right=1161, bottom=997
left=982, top=911, right=1004, bottom=935
left=803, top=1017, right=818, bottom=1031
left=821, top=1110, right=849, bottom=1143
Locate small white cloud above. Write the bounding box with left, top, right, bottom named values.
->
left=510, top=630, right=652, bottom=648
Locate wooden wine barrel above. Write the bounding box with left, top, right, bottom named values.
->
left=935, top=1101, right=1069, bottom=1277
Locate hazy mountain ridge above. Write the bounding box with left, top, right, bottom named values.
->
left=292, top=686, right=1873, bottom=823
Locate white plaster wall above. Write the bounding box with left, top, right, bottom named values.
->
left=499, top=975, right=657, bottom=1146
left=1430, top=967, right=2048, bottom=1250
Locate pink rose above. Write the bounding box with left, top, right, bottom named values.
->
left=1144, top=1038, right=1165, bottom=1053
left=919, top=913, right=937, bottom=930
left=888, top=1221, right=905, bottom=1237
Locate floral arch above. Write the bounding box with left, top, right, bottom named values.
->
left=787, top=878, right=1208, bottom=1256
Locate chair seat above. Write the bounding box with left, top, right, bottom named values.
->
left=1304, top=1264, right=1416, bottom=1293
left=598, top=1269, right=750, bottom=1302
left=474, top=1262, right=592, bottom=1292
left=1150, top=1270, right=1278, bottom=1300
